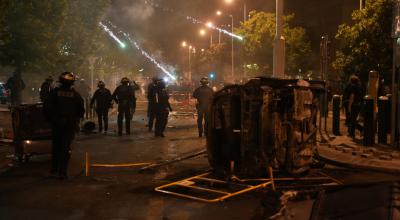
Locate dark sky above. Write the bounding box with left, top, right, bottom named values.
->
left=105, top=0, right=359, bottom=72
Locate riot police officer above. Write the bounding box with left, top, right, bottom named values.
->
left=44, top=72, right=84, bottom=179
left=90, top=81, right=112, bottom=134
left=154, top=80, right=172, bottom=137
left=40, top=76, right=53, bottom=102
left=193, top=77, right=214, bottom=137
left=129, top=80, right=140, bottom=120
left=147, top=77, right=158, bottom=131
left=6, top=70, right=25, bottom=106
left=112, top=77, right=134, bottom=136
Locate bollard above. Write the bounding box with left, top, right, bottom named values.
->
left=85, top=152, right=89, bottom=177
left=378, top=96, right=389, bottom=144
left=332, top=95, right=341, bottom=135
left=387, top=94, right=392, bottom=132
left=363, top=96, right=375, bottom=146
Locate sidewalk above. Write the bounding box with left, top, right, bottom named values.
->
left=317, top=113, right=400, bottom=174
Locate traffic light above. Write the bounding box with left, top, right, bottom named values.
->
left=209, top=72, right=216, bottom=80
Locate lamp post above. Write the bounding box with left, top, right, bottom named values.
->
left=88, top=57, right=97, bottom=95
left=182, top=42, right=195, bottom=82
left=188, top=46, right=192, bottom=82
left=230, top=14, right=234, bottom=81
left=360, top=0, right=365, bottom=9
left=216, top=10, right=235, bottom=82
left=224, top=0, right=247, bottom=23
left=273, top=0, right=285, bottom=78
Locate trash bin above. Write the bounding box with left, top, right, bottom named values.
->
left=12, top=103, right=52, bottom=158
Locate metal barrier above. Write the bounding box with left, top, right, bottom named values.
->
left=155, top=161, right=275, bottom=203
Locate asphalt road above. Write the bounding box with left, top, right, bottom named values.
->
left=1, top=104, right=400, bottom=219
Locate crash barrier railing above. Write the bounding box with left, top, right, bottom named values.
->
left=155, top=161, right=275, bottom=203
left=84, top=152, right=151, bottom=177
left=331, top=94, right=392, bottom=146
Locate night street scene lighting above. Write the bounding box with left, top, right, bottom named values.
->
left=1, top=0, right=400, bottom=219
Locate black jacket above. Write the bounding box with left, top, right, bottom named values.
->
left=40, top=81, right=52, bottom=102
left=44, top=86, right=85, bottom=124
left=193, top=85, right=214, bottom=110
left=112, top=84, right=135, bottom=108
left=91, top=88, right=112, bottom=110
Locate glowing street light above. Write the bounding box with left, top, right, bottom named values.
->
left=206, top=21, right=213, bottom=28
left=182, top=41, right=187, bottom=47
left=216, top=10, right=222, bottom=16
left=225, top=0, right=233, bottom=4
left=199, top=28, right=214, bottom=47
left=199, top=29, right=206, bottom=36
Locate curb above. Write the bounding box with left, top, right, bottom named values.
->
left=317, top=146, right=400, bottom=174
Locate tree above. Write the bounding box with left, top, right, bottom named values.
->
left=59, top=0, right=110, bottom=76
left=235, top=11, right=312, bottom=77
left=0, top=1, right=68, bottom=73
left=333, top=0, right=393, bottom=84
left=0, top=0, right=110, bottom=76
left=194, top=43, right=231, bottom=81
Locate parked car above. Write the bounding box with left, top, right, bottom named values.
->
left=0, top=82, right=10, bottom=104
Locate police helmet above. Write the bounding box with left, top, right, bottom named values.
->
left=200, top=77, right=209, bottom=85
left=59, top=72, right=76, bottom=85
left=121, top=77, right=130, bottom=84
left=98, top=81, right=105, bottom=88
left=157, top=79, right=166, bottom=89
left=46, top=76, right=53, bottom=82
left=152, top=77, right=159, bottom=83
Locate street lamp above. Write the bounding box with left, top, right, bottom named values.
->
left=216, top=10, right=235, bottom=82
left=222, top=0, right=247, bottom=22
left=273, top=0, right=285, bottom=78
left=181, top=42, right=195, bottom=82
left=199, top=29, right=206, bottom=36
left=199, top=28, right=213, bottom=47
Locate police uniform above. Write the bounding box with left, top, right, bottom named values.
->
left=40, top=77, right=53, bottom=102
left=90, top=82, right=112, bottom=133
left=112, top=78, right=134, bottom=135
left=154, top=81, right=172, bottom=137
left=44, top=72, right=84, bottom=178
left=130, top=81, right=140, bottom=120
left=6, top=72, right=25, bottom=106
left=193, top=78, right=214, bottom=137
left=147, top=79, right=158, bottom=131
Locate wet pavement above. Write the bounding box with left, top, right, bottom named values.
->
left=1, top=105, right=400, bottom=219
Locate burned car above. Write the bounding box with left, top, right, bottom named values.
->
left=207, top=77, right=325, bottom=177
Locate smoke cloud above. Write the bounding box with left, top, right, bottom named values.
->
left=107, top=0, right=154, bottom=23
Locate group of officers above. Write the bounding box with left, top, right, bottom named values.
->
left=41, top=72, right=214, bottom=179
